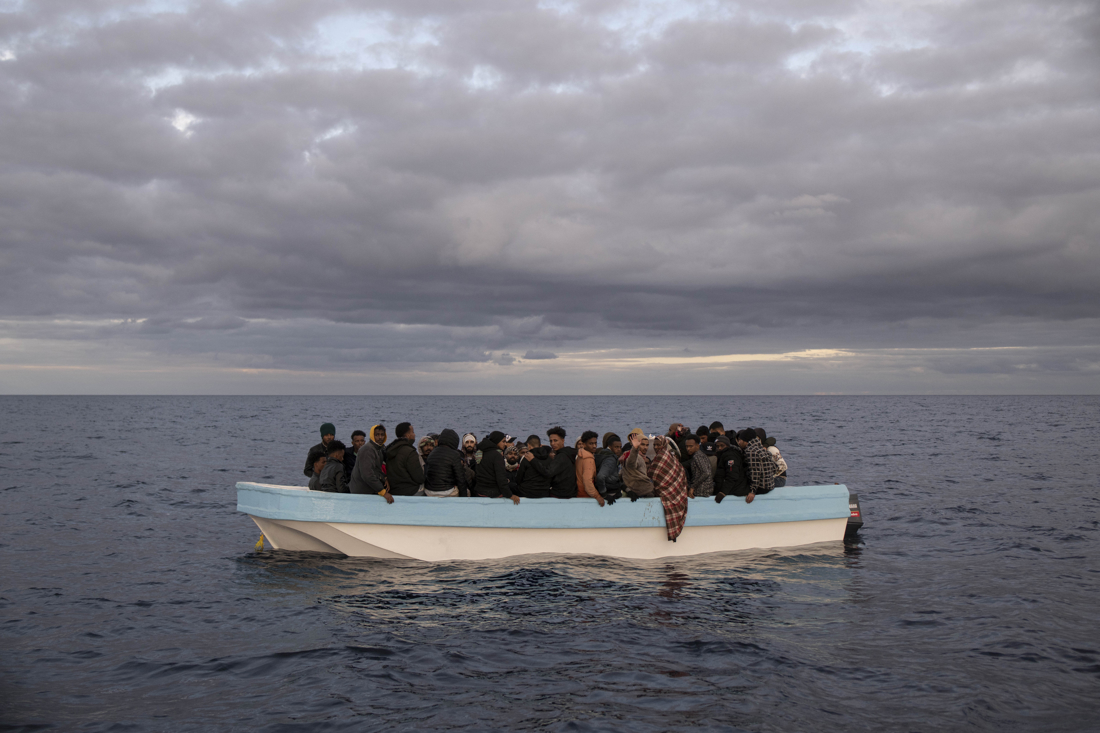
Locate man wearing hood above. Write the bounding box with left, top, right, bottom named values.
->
left=575, top=431, right=605, bottom=506
left=304, top=423, right=336, bottom=477
left=667, top=423, right=691, bottom=470
left=594, top=432, right=623, bottom=502
left=385, top=422, right=425, bottom=496
left=318, top=441, right=349, bottom=493
left=473, top=432, right=521, bottom=504
left=423, top=428, right=470, bottom=497
left=545, top=426, right=578, bottom=500
left=739, top=428, right=776, bottom=503
left=349, top=424, right=394, bottom=503
left=713, top=433, right=750, bottom=504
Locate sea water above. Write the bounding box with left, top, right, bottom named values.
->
left=1, top=395, right=1097, bottom=731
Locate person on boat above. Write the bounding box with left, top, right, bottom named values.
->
left=684, top=434, right=715, bottom=498
left=423, top=428, right=471, bottom=497
left=649, top=436, right=690, bottom=541
left=307, top=455, right=326, bottom=491
left=708, top=421, right=726, bottom=446
left=713, top=434, right=750, bottom=504
left=574, top=431, right=606, bottom=506
left=525, top=435, right=542, bottom=449
left=594, top=432, right=623, bottom=503
left=343, top=429, right=366, bottom=479
left=545, top=426, right=577, bottom=499
left=514, top=444, right=554, bottom=498
left=462, top=433, right=480, bottom=468
left=503, top=444, right=523, bottom=491
left=303, top=423, right=336, bottom=478
left=318, top=440, right=350, bottom=493
left=697, top=425, right=719, bottom=479
left=666, top=423, right=690, bottom=466
left=473, top=432, right=521, bottom=503
left=754, top=428, right=789, bottom=487
left=737, top=428, right=775, bottom=504
left=385, top=423, right=425, bottom=496
left=621, top=430, right=656, bottom=499
left=418, top=435, right=436, bottom=467
left=349, top=424, right=394, bottom=503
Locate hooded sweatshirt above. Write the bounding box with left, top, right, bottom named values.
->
left=575, top=447, right=600, bottom=500
left=349, top=425, right=387, bottom=495
left=515, top=446, right=553, bottom=498
left=385, top=437, right=425, bottom=496
left=423, top=428, right=470, bottom=496
left=473, top=437, right=513, bottom=498
left=593, top=448, right=623, bottom=498
left=319, top=453, right=349, bottom=493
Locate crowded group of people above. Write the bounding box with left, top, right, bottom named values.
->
left=302, top=421, right=789, bottom=542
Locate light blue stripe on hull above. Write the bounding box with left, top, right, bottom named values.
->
left=237, top=482, right=850, bottom=529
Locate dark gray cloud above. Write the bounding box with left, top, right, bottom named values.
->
left=0, top=0, right=1098, bottom=393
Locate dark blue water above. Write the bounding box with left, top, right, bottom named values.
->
left=1, top=396, right=1098, bottom=731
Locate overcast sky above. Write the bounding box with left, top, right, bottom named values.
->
left=1, top=0, right=1098, bottom=394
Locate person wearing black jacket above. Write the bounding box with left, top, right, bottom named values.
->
left=385, top=423, right=425, bottom=496
left=713, top=434, right=751, bottom=503
left=515, top=445, right=554, bottom=498
left=473, top=432, right=521, bottom=504
left=545, top=426, right=577, bottom=499
left=304, top=422, right=336, bottom=477
left=423, top=428, right=470, bottom=497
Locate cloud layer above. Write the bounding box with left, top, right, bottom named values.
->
left=1, top=0, right=1098, bottom=392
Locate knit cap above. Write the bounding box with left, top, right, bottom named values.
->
left=320, top=422, right=335, bottom=436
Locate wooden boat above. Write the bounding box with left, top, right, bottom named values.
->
left=237, top=482, right=853, bottom=561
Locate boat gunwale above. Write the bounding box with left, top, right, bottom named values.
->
left=237, top=482, right=851, bottom=530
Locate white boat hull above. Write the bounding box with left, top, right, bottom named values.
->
left=250, top=514, right=848, bottom=560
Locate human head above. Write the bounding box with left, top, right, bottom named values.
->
left=736, top=428, right=757, bottom=446
left=755, top=427, right=767, bottom=443
left=684, top=434, right=699, bottom=455
left=696, top=425, right=709, bottom=439
left=437, top=429, right=459, bottom=450
left=709, top=421, right=725, bottom=435
left=462, top=433, right=477, bottom=453
left=546, top=426, right=566, bottom=452
left=715, top=435, right=732, bottom=450
left=668, top=423, right=684, bottom=437
left=312, top=455, right=327, bottom=474
left=327, top=439, right=346, bottom=460
left=418, top=436, right=436, bottom=459
left=350, top=430, right=366, bottom=454
left=371, top=424, right=387, bottom=445
left=395, top=422, right=414, bottom=441
left=488, top=430, right=509, bottom=450
left=526, top=435, right=541, bottom=449
left=581, top=430, right=598, bottom=453
left=320, top=422, right=335, bottom=445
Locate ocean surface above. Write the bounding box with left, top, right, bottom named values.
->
left=1, top=395, right=1098, bottom=732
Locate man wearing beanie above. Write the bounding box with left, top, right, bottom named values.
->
left=303, top=422, right=336, bottom=478
left=473, top=431, right=520, bottom=503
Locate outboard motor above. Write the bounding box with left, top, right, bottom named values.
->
left=845, top=493, right=864, bottom=539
